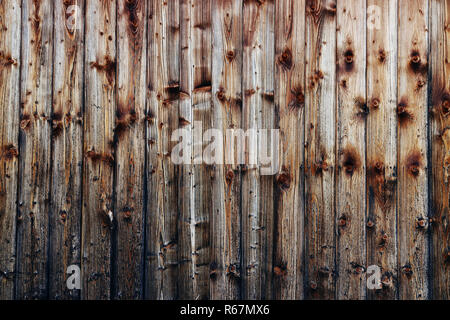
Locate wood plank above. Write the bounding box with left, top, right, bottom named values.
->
left=429, top=0, right=449, bottom=300
left=82, top=0, right=116, bottom=300
left=49, top=0, right=84, bottom=300
left=336, top=0, right=367, bottom=300
left=0, top=0, right=21, bottom=300
left=179, top=0, right=212, bottom=300
left=114, top=0, right=147, bottom=300
left=397, top=0, right=430, bottom=300
left=210, top=0, right=243, bottom=300
left=242, top=0, right=275, bottom=300
left=304, top=0, right=337, bottom=300
left=145, top=0, right=180, bottom=300
left=273, top=0, right=306, bottom=300
left=366, top=0, right=398, bottom=300
left=16, top=0, right=53, bottom=299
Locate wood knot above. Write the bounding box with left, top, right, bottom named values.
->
left=226, top=50, right=235, bottom=62
left=276, top=171, right=291, bottom=191
left=342, top=146, right=360, bottom=177
left=370, top=98, right=380, bottom=110
left=278, top=47, right=293, bottom=70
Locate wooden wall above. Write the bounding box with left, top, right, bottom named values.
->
left=0, top=0, right=449, bottom=300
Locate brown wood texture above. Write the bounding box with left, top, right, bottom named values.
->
left=0, top=0, right=21, bottom=300
left=305, top=0, right=337, bottom=300
left=49, top=0, right=84, bottom=300
left=430, top=0, right=450, bottom=300
left=0, top=0, right=449, bottom=300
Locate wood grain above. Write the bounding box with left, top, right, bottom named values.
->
left=366, top=0, right=398, bottom=300
left=274, top=0, right=306, bottom=300
left=211, top=0, right=243, bottom=300
left=0, top=0, right=21, bottom=300
left=114, top=0, right=146, bottom=300
left=304, top=0, right=337, bottom=300
left=145, top=0, right=180, bottom=300
left=82, top=0, right=116, bottom=300
left=242, top=0, right=275, bottom=300
left=49, top=0, right=84, bottom=300
left=16, top=0, right=53, bottom=300
left=429, top=0, right=449, bottom=300
left=179, top=0, right=212, bottom=300
left=397, top=0, right=430, bottom=300
left=336, top=0, right=367, bottom=300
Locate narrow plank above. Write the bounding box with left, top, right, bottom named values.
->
left=0, top=0, right=21, bottom=300
left=242, top=0, right=275, bottom=300
left=366, top=0, right=398, bottom=300
left=397, top=0, right=430, bottom=300
left=114, top=0, right=147, bottom=300
left=336, top=0, right=367, bottom=300
left=49, top=0, right=84, bottom=300
left=273, top=0, right=306, bottom=300
left=210, top=0, right=243, bottom=300
left=146, top=0, right=180, bottom=300
left=304, top=0, right=337, bottom=300
left=82, top=0, right=116, bottom=300
left=179, top=0, right=212, bottom=300
left=429, top=0, right=449, bottom=300
left=16, top=0, right=53, bottom=299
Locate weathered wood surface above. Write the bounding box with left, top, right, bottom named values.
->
left=146, top=0, right=180, bottom=300
left=210, top=0, right=243, bottom=300
left=336, top=0, right=367, bottom=300
left=82, top=0, right=116, bottom=300
left=242, top=0, right=275, bottom=300
left=430, top=0, right=450, bottom=300
left=114, top=0, right=147, bottom=300
left=397, top=0, right=429, bottom=300
left=16, top=0, right=53, bottom=299
left=0, top=0, right=449, bottom=300
left=305, top=0, right=337, bottom=300
left=366, top=0, right=398, bottom=300
left=49, top=0, right=84, bottom=300
left=273, top=0, right=306, bottom=300
left=0, top=0, right=21, bottom=300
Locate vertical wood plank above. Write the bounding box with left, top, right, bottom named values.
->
left=0, top=0, right=21, bottom=300
left=82, top=0, right=116, bottom=300
left=179, top=0, right=212, bottom=300
left=16, top=0, right=53, bottom=299
left=304, top=0, right=337, bottom=300
left=430, top=0, right=450, bottom=300
left=146, top=0, right=180, bottom=300
left=336, top=0, right=367, bottom=300
left=114, top=0, right=146, bottom=300
left=366, top=0, right=398, bottom=300
left=49, top=0, right=84, bottom=300
left=397, top=0, right=429, bottom=300
left=242, top=0, right=275, bottom=300
left=211, top=0, right=243, bottom=300
left=273, top=0, right=306, bottom=300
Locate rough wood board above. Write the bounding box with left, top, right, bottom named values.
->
left=82, top=0, right=116, bottom=300
left=366, top=0, right=398, bottom=300
left=211, top=0, right=243, bottom=300
left=114, top=0, right=146, bottom=300
left=305, top=0, right=337, bottom=300
left=145, top=0, right=180, bottom=300
left=49, top=0, right=84, bottom=300
left=273, top=0, right=306, bottom=300
left=0, top=0, right=21, bottom=300
left=16, top=0, right=53, bottom=300
left=397, top=0, right=429, bottom=300
left=336, top=0, right=367, bottom=300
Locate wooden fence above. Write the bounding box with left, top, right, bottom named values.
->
left=0, top=0, right=449, bottom=300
